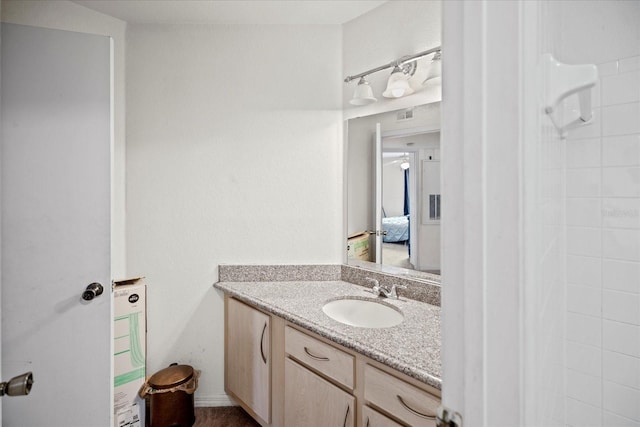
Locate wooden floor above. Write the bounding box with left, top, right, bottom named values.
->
left=193, top=406, right=260, bottom=427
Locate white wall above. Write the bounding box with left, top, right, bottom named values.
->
left=548, top=1, right=640, bottom=425
left=0, top=0, right=127, bottom=278
left=342, top=0, right=441, bottom=120
left=125, top=23, right=343, bottom=405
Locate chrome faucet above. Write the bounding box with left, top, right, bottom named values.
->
left=366, top=278, right=406, bottom=299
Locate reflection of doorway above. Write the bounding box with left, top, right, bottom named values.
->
left=381, top=151, right=414, bottom=269
left=346, top=103, right=441, bottom=276
left=379, top=127, right=440, bottom=272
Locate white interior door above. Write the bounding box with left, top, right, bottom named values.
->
left=440, top=1, right=528, bottom=425
left=1, top=23, right=112, bottom=426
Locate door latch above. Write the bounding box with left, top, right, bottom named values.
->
left=436, top=405, right=463, bottom=427
left=0, top=372, right=34, bottom=397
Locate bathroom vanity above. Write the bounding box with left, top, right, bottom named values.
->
left=214, top=265, right=442, bottom=427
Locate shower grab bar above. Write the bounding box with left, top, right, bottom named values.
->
left=543, top=53, right=598, bottom=136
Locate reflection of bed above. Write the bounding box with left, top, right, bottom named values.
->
left=382, top=215, right=409, bottom=243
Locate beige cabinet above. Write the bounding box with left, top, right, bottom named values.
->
left=361, top=405, right=403, bottom=427
left=225, top=298, right=271, bottom=424
left=223, top=296, right=440, bottom=427
left=284, top=358, right=355, bottom=427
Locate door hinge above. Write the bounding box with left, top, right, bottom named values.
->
left=436, top=405, right=463, bottom=427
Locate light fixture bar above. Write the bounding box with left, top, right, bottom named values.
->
left=344, top=45, right=442, bottom=83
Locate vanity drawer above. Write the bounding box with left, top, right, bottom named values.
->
left=285, top=326, right=354, bottom=390
left=364, top=364, right=439, bottom=427
left=362, top=405, right=403, bottom=427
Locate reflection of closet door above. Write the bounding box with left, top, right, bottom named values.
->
left=374, top=122, right=383, bottom=263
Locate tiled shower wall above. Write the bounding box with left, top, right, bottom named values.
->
left=547, top=1, right=640, bottom=426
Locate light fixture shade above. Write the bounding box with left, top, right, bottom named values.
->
left=423, top=51, right=442, bottom=84
left=350, top=77, right=377, bottom=105
left=383, top=66, right=414, bottom=98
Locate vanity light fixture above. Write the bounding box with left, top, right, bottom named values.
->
left=423, top=51, right=442, bottom=83
left=382, top=65, right=414, bottom=99
left=350, top=77, right=377, bottom=105
left=344, top=45, right=442, bottom=105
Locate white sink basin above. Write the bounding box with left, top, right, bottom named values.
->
left=322, top=298, right=404, bottom=328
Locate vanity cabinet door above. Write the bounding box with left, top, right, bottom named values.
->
left=361, top=406, right=403, bottom=427
left=226, top=297, right=271, bottom=424
left=284, top=358, right=355, bottom=427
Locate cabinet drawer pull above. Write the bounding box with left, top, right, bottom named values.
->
left=343, top=404, right=350, bottom=427
left=365, top=417, right=370, bottom=427
left=260, top=322, right=267, bottom=364
left=303, top=346, right=330, bottom=361
left=396, top=395, right=436, bottom=420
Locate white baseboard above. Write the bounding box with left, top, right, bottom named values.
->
left=195, top=394, right=236, bottom=407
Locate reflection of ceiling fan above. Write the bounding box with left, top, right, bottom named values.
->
left=383, top=152, right=410, bottom=169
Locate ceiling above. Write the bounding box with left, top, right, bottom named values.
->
left=71, top=0, right=387, bottom=25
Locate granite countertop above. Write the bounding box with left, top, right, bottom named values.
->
left=214, top=279, right=442, bottom=390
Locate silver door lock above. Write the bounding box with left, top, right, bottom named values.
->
left=82, top=282, right=104, bottom=301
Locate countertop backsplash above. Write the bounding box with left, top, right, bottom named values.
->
left=217, top=264, right=440, bottom=306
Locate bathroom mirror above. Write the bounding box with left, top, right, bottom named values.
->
left=346, top=103, right=441, bottom=281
